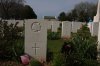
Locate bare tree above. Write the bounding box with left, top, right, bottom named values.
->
left=0, top=0, right=25, bottom=19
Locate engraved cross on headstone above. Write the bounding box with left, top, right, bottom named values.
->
left=32, top=43, right=39, bottom=55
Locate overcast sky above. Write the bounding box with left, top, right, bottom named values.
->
left=25, top=0, right=98, bottom=19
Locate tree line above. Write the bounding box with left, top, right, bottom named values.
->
left=58, top=2, right=97, bottom=22
left=0, top=0, right=37, bottom=19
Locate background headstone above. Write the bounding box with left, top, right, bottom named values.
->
left=72, top=22, right=86, bottom=33
left=25, top=19, right=47, bottom=62
left=45, top=20, right=52, bottom=30
left=52, top=21, right=60, bottom=32
left=61, top=21, right=72, bottom=38
left=72, top=22, right=82, bottom=33
left=91, top=22, right=99, bottom=36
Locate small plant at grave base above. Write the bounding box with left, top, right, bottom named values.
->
left=52, top=24, right=99, bottom=66
left=48, top=32, right=60, bottom=40
left=30, top=59, right=42, bottom=66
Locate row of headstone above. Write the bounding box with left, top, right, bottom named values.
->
left=61, top=21, right=100, bottom=38
left=61, top=21, right=99, bottom=37
left=61, top=21, right=86, bottom=38
left=3, top=19, right=90, bottom=35
left=44, top=20, right=61, bottom=32
left=2, top=19, right=61, bottom=32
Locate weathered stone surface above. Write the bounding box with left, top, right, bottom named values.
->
left=25, top=19, right=47, bottom=62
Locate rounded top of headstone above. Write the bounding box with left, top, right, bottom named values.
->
left=31, top=22, right=41, bottom=32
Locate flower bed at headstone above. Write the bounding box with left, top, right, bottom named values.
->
left=52, top=24, right=99, bottom=66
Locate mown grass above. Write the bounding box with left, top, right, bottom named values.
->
left=47, top=39, right=64, bottom=53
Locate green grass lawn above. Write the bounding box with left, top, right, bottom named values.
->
left=47, top=39, right=64, bottom=53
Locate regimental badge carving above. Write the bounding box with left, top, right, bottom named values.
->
left=31, top=22, right=41, bottom=32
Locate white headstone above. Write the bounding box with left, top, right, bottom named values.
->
left=93, top=0, right=100, bottom=22
left=97, top=22, right=100, bottom=60
left=25, top=19, right=47, bottom=62
left=61, top=21, right=72, bottom=38
left=72, top=22, right=84, bottom=33
left=45, top=20, right=52, bottom=30
left=52, top=21, right=60, bottom=32
left=91, top=22, right=99, bottom=36
left=15, top=20, right=24, bottom=27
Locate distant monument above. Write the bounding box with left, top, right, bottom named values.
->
left=43, top=16, right=57, bottom=21
left=93, top=0, right=100, bottom=22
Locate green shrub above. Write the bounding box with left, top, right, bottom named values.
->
left=13, top=38, right=24, bottom=61
left=71, top=24, right=97, bottom=59
left=30, top=59, right=42, bottom=66
left=83, top=59, right=99, bottom=66
left=48, top=32, right=60, bottom=40
left=0, top=21, right=24, bottom=61
left=52, top=24, right=99, bottom=66
left=52, top=53, right=65, bottom=66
